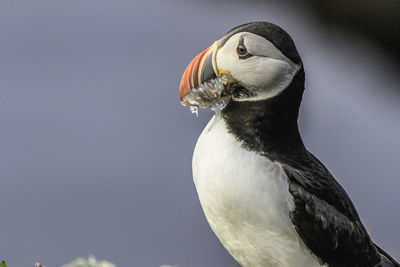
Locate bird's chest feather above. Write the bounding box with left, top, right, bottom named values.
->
left=192, top=116, right=323, bottom=267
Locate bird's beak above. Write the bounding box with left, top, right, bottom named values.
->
left=179, top=42, right=219, bottom=105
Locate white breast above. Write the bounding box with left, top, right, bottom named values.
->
left=192, top=116, right=324, bottom=267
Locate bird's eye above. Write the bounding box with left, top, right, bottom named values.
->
left=236, top=40, right=252, bottom=59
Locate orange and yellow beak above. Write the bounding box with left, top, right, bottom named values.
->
left=179, top=42, right=219, bottom=105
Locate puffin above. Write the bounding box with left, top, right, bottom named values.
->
left=179, top=22, right=399, bottom=267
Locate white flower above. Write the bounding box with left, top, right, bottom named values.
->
left=62, top=255, right=116, bottom=267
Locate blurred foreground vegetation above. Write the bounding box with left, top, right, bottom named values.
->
left=0, top=256, right=116, bottom=267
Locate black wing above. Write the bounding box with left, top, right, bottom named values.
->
left=280, top=151, right=399, bottom=267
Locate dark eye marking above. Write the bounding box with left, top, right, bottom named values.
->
left=236, top=37, right=253, bottom=59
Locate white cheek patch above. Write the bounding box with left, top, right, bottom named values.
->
left=238, top=57, right=300, bottom=101
left=216, top=32, right=301, bottom=101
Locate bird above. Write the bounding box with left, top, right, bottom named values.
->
left=179, top=22, right=399, bottom=267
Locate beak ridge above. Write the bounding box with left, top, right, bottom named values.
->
left=179, top=44, right=216, bottom=102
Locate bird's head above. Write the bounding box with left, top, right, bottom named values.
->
left=179, top=21, right=304, bottom=114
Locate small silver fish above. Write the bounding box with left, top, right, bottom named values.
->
left=181, top=74, right=231, bottom=117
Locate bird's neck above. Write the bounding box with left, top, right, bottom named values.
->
left=222, top=68, right=306, bottom=161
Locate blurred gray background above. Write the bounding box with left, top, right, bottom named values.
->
left=0, top=0, right=399, bottom=266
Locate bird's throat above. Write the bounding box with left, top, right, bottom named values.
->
left=221, top=68, right=306, bottom=161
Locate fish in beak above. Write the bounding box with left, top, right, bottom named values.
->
left=179, top=41, right=231, bottom=115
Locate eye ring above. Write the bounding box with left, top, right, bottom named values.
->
left=236, top=40, right=252, bottom=59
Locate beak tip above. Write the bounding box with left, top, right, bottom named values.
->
left=179, top=82, right=188, bottom=102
